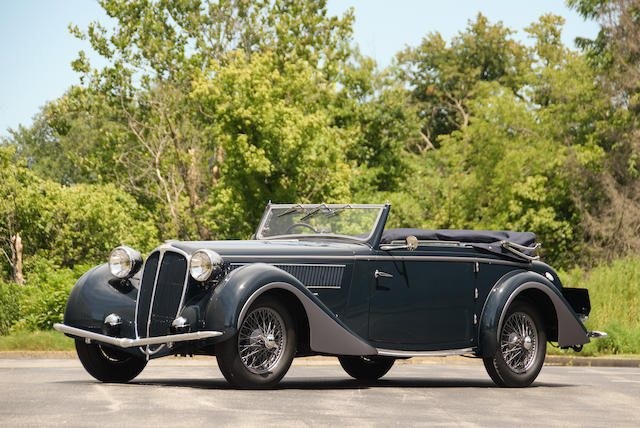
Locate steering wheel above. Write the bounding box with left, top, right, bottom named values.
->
left=285, top=223, right=319, bottom=234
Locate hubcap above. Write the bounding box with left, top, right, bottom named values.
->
left=500, top=312, right=538, bottom=374
left=238, top=307, right=286, bottom=374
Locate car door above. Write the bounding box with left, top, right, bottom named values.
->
left=366, top=248, right=475, bottom=350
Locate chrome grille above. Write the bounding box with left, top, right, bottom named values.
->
left=136, top=250, right=188, bottom=338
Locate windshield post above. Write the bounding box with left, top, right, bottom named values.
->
left=368, top=203, right=391, bottom=248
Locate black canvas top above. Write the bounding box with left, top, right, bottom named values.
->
left=381, top=228, right=537, bottom=261
left=381, top=228, right=536, bottom=246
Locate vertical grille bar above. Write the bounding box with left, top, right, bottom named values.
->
left=135, top=252, right=159, bottom=337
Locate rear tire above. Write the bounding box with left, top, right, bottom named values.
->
left=75, top=339, right=147, bottom=383
left=338, top=356, right=395, bottom=381
left=216, top=296, right=296, bottom=389
left=483, top=301, right=547, bottom=387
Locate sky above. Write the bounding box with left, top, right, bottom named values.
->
left=0, top=1, right=600, bottom=138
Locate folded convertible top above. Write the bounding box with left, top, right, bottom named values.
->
left=381, top=228, right=538, bottom=261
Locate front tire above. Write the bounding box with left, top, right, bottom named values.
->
left=216, top=296, right=296, bottom=389
left=339, top=356, right=395, bottom=381
left=483, top=301, right=547, bottom=387
left=75, top=339, right=147, bottom=383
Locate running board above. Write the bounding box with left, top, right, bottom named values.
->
left=53, top=323, right=223, bottom=348
left=376, top=347, right=475, bottom=358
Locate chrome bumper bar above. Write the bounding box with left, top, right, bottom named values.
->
left=53, top=323, right=223, bottom=348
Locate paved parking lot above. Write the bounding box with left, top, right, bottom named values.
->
left=1, top=358, right=639, bottom=427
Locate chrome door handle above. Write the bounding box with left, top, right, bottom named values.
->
left=374, top=270, right=393, bottom=279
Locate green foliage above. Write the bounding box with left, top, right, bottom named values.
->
left=555, top=254, right=640, bottom=355
left=11, top=260, right=86, bottom=331
left=396, top=13, right=531, bottom=146
left=191, top=51, right=353, bottom=238
left=0, top=259, right=90, bottom=333
left=0, top=145, right=158, bottom=333
left=0, top=281, right=21, bottom=335
left=335, top=53, right=420, bottom=195
left=0, top=146, right=158, bottom=271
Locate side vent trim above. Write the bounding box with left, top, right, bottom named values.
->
left=229, top=263, right=345, bottom=289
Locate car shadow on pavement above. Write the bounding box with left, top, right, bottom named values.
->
left=89, top=377, right=574, bottom=390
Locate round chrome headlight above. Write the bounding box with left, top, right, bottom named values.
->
left=108, top=246, right=143, bottom=279
left=189, top=249, right=223, bottom=282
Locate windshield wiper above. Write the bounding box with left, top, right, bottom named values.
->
left=299, top=203, right=353, bottom=220
left=299, top=204, right=327, bottom=221
left=325, top=204, right=353, bottom=217
left=277, top=204, right=304, bottom=217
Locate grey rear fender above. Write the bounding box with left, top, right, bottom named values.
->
left=204, top=263, right=376, bottom=356
left=479, top=270, right=589, bottom=357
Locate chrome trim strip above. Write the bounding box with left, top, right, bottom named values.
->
left=224, top=254, right=529, bottom=267
left=231, top=262, right=346, bottom=268
left=144, top=250, right=163, bottom=341
left=376, top=347, right=475, bottom=358
left=53, top=323, right=222, bottom=348
left=133, top=251, right=156, bottom=340
left=388, top=240, right=469, bottom=248
left=356, top=255, right=529, bottom=266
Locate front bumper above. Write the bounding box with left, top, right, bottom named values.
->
left=53, top=323, right=222, bottom=348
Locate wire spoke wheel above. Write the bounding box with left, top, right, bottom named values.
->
left=500, top=312, right=538, bottom=374
left=237, top=307, right=286, bottom=375
left=483, top=300, right=546, bottom=388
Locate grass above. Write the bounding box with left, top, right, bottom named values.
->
left=550, top=254, right=640, bottom=356
left=0, top=330, right=74, bottom=352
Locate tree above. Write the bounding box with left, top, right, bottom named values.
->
left=191, top=51, right=352, bottom=237
left=56, top=0, right=358, bottom=239
left=566, top=0, right=640, bottom=261
left=331, top=52, right=420, bottom=196
left=396, top=13, right=531, bottom=151
left=0, top=146, right=159, bottom=278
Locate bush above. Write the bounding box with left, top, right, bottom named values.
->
left=0, top=281, right=23, bottom=335
left=554, top=254, right=640, bottom=355
left=0, top=258, right=92, bottom=333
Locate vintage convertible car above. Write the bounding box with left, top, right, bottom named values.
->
left=55, top=203, right=605, bottom=388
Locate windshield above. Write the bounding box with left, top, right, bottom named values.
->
left=255, top=204, right=384, bottom=241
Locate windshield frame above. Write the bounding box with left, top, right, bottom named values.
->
left=255, top=203, right=387, bottom=243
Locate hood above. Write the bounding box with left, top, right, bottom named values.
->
left=167, top=239, right=368, bottom=261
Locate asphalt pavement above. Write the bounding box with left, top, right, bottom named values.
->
left=1, top=357, right=639, bottom=427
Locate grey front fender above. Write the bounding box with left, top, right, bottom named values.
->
left=204, top=263, right=376, bottom=356
left=63, top=263, right=138, bottom=338
left=479, top=270, right=589, bottom=357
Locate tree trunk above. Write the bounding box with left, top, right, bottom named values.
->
left=10, top=233, right=25, bottom=286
